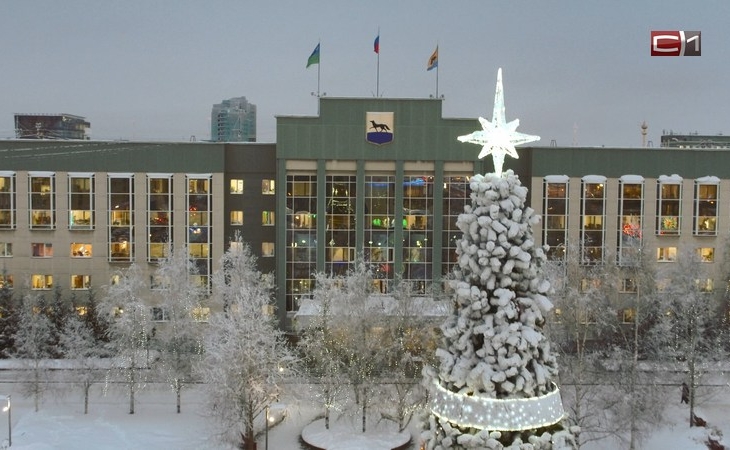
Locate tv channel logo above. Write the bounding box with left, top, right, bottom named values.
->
left=651, top=31, right=701, bottom=56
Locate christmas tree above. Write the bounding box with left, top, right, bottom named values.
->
left=421, top=69, right=576, bottom=449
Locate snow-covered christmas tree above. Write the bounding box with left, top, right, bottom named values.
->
left=422, top=69, right=577, bottom=449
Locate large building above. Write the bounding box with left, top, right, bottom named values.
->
left=14, top=114, right=90, bottom=140
left=1, top=97, right=729, bottom=331
left=210, top=97, right=256, bottom=142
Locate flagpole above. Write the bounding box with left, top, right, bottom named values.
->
left=376, top=27, right=380, bottom=97
left=435, top=56, right=439, bottom=98
left=317, top=46, right=321, bottom=97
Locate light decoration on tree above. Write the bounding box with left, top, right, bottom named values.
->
left=429, top=380, right=565, bottom=431
left=457, top=68, right=540, bottom=176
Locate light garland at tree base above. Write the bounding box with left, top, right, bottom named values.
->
left=428, top=380, right=565, bottom=431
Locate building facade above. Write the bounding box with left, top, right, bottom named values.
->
left=14, top=114, right=91, bottom=140
left=210, top=97, right=256, bottom=142
left=0, top=140, right=275, bottom=321
left=2, top=98, right=730, bottom=332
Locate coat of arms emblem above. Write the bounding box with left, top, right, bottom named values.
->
left=366, top=112, right=393, bottom=145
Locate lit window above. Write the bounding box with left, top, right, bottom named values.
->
left=0, top=274, right=13, bottom=289
left=110, top=274, right=121, bottom=285
left=543, top=177, right=568, bottom=260
left=262, top=179, right=275, bottom=195
left=29, top=173, right=55, bottom=229
left=230, top=179, right=244, bottom=194
left=581, top=177, right=606, bottom=265
left=262, top=211, right=275, bottom=226
left=0, top=243, right=12, bottom=257
left=656, top=178, right=681, bottom=235
left=70, top=243, right=92, bottom=257
left=697, top=247, right=715, bottom=263
left=69, top=174, right=94, bottom=229
left=192, top=306, right=210, bottom=322
left=31, top=243, right=53, bottom=258
left=70, top=275, right=90, bottom=290
left=694, top=179, right=718, bottom=236
left=656, top=247, right=676, bottom=262
left=31, top=274, right=53, bottom=290
left=0, top=173, right=16, bottom=230
left=622, top=308, right=636, bottom=323
left=230, top=211, right=243, bottom=225
left=262, top=242, right=275, bottom=257
left=75, top=306, right=88, bottom=316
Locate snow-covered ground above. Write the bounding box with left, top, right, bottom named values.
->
left=0, top=379, right=727, bottom=449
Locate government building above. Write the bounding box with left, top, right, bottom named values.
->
left=1, top=97, right=728, bottom=330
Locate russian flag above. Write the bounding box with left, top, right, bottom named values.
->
left=374, top=35, right=380, bottom=54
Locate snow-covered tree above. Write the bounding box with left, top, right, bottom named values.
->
left=545, top=245, right=633, bottom=449
left=0, top=276, right=19, bottom=358
left=379, top=278, right=439, bottom=433
left=298, top=270, right=349, bottom=430
left=60, top=312, right=105, bottom=414
left=651, top=247, right=721, bottom=427
left=47, top=286, right=73, bottom=358
left=99, top=264, right=151, bottom=414
left=422, top=172, right=577, bottom=449
left=78, top=288, right=110, bottom=353
left=13, top=292, right=55, bottom=412
left=152, top=246, right=205, bottom=414
left=197, top=239, right=298, bottom=450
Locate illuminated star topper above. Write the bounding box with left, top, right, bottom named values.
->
left=458, top=68, right=540, bottom=176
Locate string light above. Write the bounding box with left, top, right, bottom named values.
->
left=428, top=380, right=565, bottom=431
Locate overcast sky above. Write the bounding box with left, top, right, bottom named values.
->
left=2, top=1, right=727, bottom=147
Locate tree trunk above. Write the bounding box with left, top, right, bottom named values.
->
left=84, top=383, right=90, bottom=415
left=176, top=381, right=181, bottom=414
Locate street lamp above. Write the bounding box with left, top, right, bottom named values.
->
left=2, top=395, right=10, bottom=447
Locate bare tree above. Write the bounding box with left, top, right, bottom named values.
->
left=99, top=264, right=151, bottom=414
left=152, top=246, right=205, bottom=414
left=197, top=239, right=298, bottom=450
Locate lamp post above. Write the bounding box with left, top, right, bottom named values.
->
left=264, top=404, right=269, bottom=450
left=3, top=395, right=10, bottom=447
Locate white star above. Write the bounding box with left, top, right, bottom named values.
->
left=457, top=68, right=540, bottom=176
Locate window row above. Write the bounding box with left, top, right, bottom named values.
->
left=543, top=175, right=722, bottom=265
left=229, top=178, right=275, bottom=195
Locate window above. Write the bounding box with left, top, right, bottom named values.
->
left=0, top=172, right=16, bottom=229
left=656, top=247, right=677, bottom=262
left=262, top=242, right=275, bottom=257
left=581, top=177, right=606, bottom=264
left=697, top=247, right=714, bottom=262
left=75, top=306, right=88, bottom=316
left=29, top=172, right=55, bottom=229
left=696, top=278, right=714, bottom=293
left=622, top=308, right=636, bottom=323
left=69, top=174, right=94, bottom=229
left=286, top=174, right=318, bottom=312
left=543, top=176, right=569, bottom=260
left=230, top=179, right=244, bottom=194
left=151, top=306, right=169, bottom=322
left=262, top=211, right=275, bottom=226
left=192, top=306, right=210, bottom=322
left=262, top=179, right=275, bottom=195
left=403, top=175, right=433, bottom=295
left=187, top=175, right=212, bottom=291
left=31, top=243, right=53, bottom=258
left=581, top=278, right=601, bottom=292
left=70, top=243, right=92, bottom=257
left=656, top=177, right=681, bottom=235
left=70, top=275, right=90, bottom=290
left=31, top=274, right=53, bottom=290
left=694, top=178, right=719, bottom=236
left=620, top=278, right=637, bottom=293
left=109, top=174, right=134, bottom=262
left=618, top=176, right=644, bottom=266
left=110, top=274, right=121, bottom=286
left=0, top=243, right=11, bottom=257
left=148, top=175, right=172, bottom=263
left=230, top=211, right=243, bottom=225
left=442, top=175, right=470, bottom=280
left=0, top=274, right=13, bottom=289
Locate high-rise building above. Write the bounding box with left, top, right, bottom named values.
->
left=14, top=114, right=90, bottom=140
left=210, top=97, right=256, bottom=142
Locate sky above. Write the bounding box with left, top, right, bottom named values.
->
left=1, top=0, right=728, bottom=147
